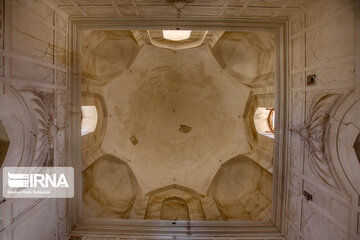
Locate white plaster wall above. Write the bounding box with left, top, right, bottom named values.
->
left=0, top=0, right=69, bottom=239
left=286, top=0, right=359, bottom=239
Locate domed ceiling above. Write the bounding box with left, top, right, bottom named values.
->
left=81, top=30, right=275, bottom=221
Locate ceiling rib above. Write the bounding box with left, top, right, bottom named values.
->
left=130, top=0, right=140, bottom=16
left=53, top=0, right=301, bottom=18
left=218, top=0, right=230, bottom=16
left=111, top=0, right=123, bottom=16
left=71, top=0, right=87, bottom=16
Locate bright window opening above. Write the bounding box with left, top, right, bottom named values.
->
left=162, top=30, right=191, bottom=41
left=81, top=106, right=98, bottom=136
left=254, top=107, right=275, bottom=139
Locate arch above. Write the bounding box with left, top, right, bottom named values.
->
left=145, top=184, right=205, bottom=221
left=0, top=87, right=50, bottom=168
left=211, top=31, right=275, bottom=88
left=160, top=196, right=190, bottom=221
left=82, top=154, right=139, bottom=218
left=329, top=90, right=360, bottom=196
left=209, top=155, right=272, bottom=221
left=81, top=30, right=140, bottom=86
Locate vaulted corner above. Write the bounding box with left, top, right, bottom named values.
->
left=81, top=31, right=140, bottom=86
left=209, top=155, right=272, bottom=221
left=82, top=154, right=139, bottom=218
left=211, top=31, right=275, bottom=87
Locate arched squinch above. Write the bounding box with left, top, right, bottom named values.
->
left=160, top=196, right=190, bottom=221
left=145, top=184, right=205, bottom=221
left=211, top=31, right=275, bottom=88
left=209, top=155, right=272, bottom=221
left=81, top=30, right=140, bottom=86
left=82, top=154, right=139, bottom=219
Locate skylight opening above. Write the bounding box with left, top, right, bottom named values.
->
left=254, top=107, right=275, bottom=139
left=268, top=109, right=275, bottom=132
left=162, top=30, right=191, bottom=41
left=81, top=105, right=98, bottom=136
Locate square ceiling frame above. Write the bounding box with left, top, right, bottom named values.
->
left=67, top=17, right=289, bottom=239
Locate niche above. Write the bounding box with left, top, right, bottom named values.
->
left=160, top=197, right=190, bottom=221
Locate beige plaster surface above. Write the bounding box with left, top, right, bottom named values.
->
left=81, top=30, right=275, bottom=221
left=101, top=44, right=251, bottom=194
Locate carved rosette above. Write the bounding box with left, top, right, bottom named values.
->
left=21, top=89, right=54, bottom=167
left=328, top=90, right=360, bottom=196
left=300, top=94, right=343, bottom=190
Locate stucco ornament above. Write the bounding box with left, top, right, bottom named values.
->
left=21, top=89, right=54, bottom=166
left=299, top=94, right=343, bottom=190
left=328, top=90, right=360, bottom=195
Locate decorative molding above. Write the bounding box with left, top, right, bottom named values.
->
left=328, top=91, right=360, bottom=197
left=70, top=218, right=284, bottom=239
left=0, top=86, right=35, bottom=167
left=21, top=89, right=54, bottom=167
left=298, top=94, right=343, bottom=191
left=53, top=0, right=302, bottom=19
